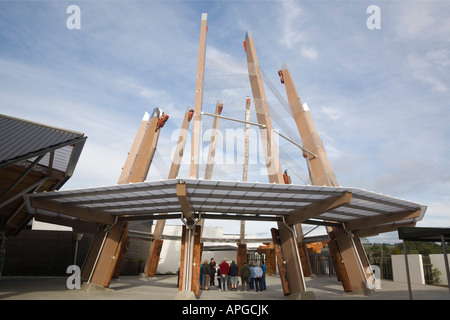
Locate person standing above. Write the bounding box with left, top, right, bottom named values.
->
left=209, top=258, right=216, bottom=287
left=240, top=261, right=250, bottom=291
left=201, top=260, right=210, bottom=290
left=260, top=261, right=267, bottom=290
left=229, top=260, right=239, bottom=291
left=219, top=258, right=230, bottom=292
left=254, top=263, right=263, bottom=292
left=216, top=266, right=222, bottom=290
left=249, top=263, right=255, bottom=290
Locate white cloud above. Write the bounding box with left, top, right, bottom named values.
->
left=408, top=54, right=449, bottom=93
left=278, top=0, right=318, bottom=60
left=300, top=45, right=318, bottom=60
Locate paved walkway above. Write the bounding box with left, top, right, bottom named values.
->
left=0, top=274, right=449, bottom=300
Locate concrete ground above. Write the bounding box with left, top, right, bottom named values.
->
left=1, top=274, right=449, bottom=300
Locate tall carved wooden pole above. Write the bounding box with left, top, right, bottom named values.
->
left=244, top=31, right=309, bottom=297
left=81, top=109, right=167, bottom=289
left=144, top=107, right=193, bottom=277
left=279, top=65, right=372, bottom=293
left=178, top=13, right=208, bottom=298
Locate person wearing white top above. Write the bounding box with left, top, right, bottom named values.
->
left=253, top=264, right=263, bottom=292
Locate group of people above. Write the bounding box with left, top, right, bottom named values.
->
left=200, top=257, right=267, bottom=292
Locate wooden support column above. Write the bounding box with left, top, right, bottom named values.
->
left=245, top=32, right=307, bottom=297
left=256, top=243, right=277, bottom=275
left=271, top=228, right=290, bottom=295
left=177, top=13, right=207, bottom=298
left=240, top=97, right=251, bottom=244
left=295, top=223, right=312, bottom=277
left=192, top=225, right=202, bottom=296
left=81, top=220, right=129, bottom=288
left=198, top=101, right=223, bottom=230
left=177, top=182, right=201, bottom=297
left=113, top=235, right=130, bottom=279
left=144, top=107, right=193, bottom=277
left=190, top=13, right=208, bottom=179
left=204, top=101, right=223, bottom=180
left=82, top=110, right=164, bottom=288
left=117, top=112, right=150, bottom=184
left=280, top=65, right=370, bottom=293
left=245, top=32, right=283, bottom=183
left=237, top=243, right=247, bottom=276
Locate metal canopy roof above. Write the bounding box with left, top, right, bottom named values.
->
left=24, top=178, right=427, bottom=237
left=0, top=114, right=86, bottom=170
left=0, top=114, right=87, bottom=235
left=398, top=227, right=450, bottom=242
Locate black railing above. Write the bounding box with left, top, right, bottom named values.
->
left=308, top=253, right=335, bottom=276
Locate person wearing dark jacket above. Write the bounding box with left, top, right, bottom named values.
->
left=209, top=258, right=216, bottom=286
left=229, top=260, right=239, bottom=291
left=240, top=261, right=250, bottom=291
left=201, top=260, right=210, bottom=290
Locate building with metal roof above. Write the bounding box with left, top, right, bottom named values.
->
left=0, top=114, right=86, bottom=235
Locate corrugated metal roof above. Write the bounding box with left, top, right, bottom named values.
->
left=24, top=178, right=427, bottom=232
left=0, top=114, right=85, bottom=169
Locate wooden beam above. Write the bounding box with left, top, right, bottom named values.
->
left=168, top=107, right=194, bottom=179
left=280, top=66, right=337, bottom=186
left=30, top=198, right=115, bottom=225
left=281, top=65, right=371, bottom=293
left=245, top=32, right=306, bottom=296
left=353, top=222, right=416, bottom=238
left=204, top=101, right=223, bottom=180
left=240, top=97, right=251, bottom=243
left=271, top=228, right=290, bottom=296
left=88, top=221, right=128, bottom=287
left=117, top=112, right=150, bottom=184
left=128, top=114, right=160, bottom=183
left=285, top=192, right=352, bottom=225
left=146, top=239, right=163, bottom=277
left=34, top=213, right=98, bottom=233
left=236, top=243, right=247, bottom=276
left=144, top=108, right=194, bottom=276
left=245, top=31, right=283, bottom=183
left=177, top=183, right=194, bottom=223
left=190, top=13, right=208, bottom=179
left=191, top=225, right=202, bottom=296
left=345, top=209, right=421, bottom=231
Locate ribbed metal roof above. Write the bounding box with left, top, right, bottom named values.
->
left=24, top=178, right=427, bottom=234
left=0, top=114, right=85, bottom=169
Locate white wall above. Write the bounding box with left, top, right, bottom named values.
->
left=32, top=219, right=72, bottom=231
left=392, top=254, right=425, bottom=285
left=429, top=254, right=450, bottom=286
left=154, top=225, right=240, bottom=274
left=201, top=251, right=237, bottom=265
left=155, top=225, right=182, bottom=274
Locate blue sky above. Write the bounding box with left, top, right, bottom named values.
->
left=1, top=1, right=449, bottom=243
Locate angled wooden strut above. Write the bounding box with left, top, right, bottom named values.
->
left=245, top=31, right=307, bottom=297
left=204, top=101, right=223, bottom=180
left=238, top=97, right=251, bottom=272
left=279, top=65, right=372, bottom=293
left=144, top=107, right=194, bottom=277
left=178, top=13, right=208, bottom=298
left=190, top=13, right=208, bottom=180
left=197, top=101, right=223, bottom=235
left=81, top=110, right=165, bottom=288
